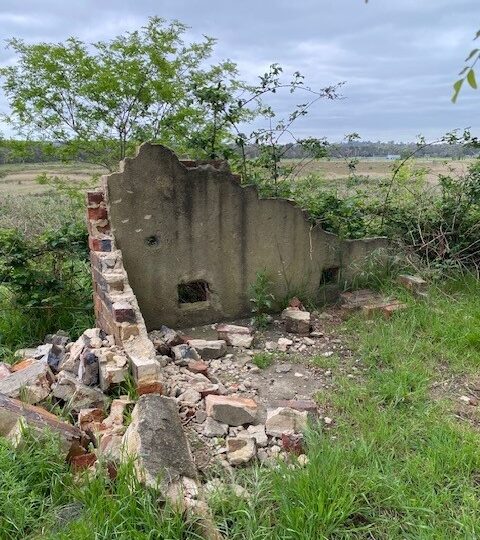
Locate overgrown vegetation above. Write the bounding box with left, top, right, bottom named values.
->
left=4, top=277, right=480, bottom=538
left=0, top=177, right=93, bottom=357
left=249, top=270, right=276, bottom=329
left=0, top=431, right=194, bottom=540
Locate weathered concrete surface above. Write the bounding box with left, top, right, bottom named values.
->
left=0, top=394, right=85, bottom=455
left=104, top=143, right=387, bottom=329
left=0, top=361, right=54, bottom=404
left=122, top=394, right=198, bottom=489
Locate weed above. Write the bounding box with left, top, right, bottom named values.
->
left=252, top=352, right=274, bottom=369
left=249, top=270, right=275, bottom=329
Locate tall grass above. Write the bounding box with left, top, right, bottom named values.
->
left=0, top=431, right=195, bottom=540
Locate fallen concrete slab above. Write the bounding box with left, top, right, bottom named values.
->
left=122, top=394, right=198, bottom=490
left=0, top=393, right=85, bottom=456
left=0, top=361, right=54, bottom=404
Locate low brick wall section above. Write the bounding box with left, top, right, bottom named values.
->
left=86, top=189, right=161, bottom=388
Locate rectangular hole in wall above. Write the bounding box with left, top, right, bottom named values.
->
left=178, top=281, right=209, bottom=304
left=320, top=267, right=340, bottom=285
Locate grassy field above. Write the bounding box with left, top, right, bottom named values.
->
left=0, top=162, right=105, bottom=195
left=285, top=157, right=473, bottom=184
left=0, top=158, right=472, bottom=197
left=2, top=159, right=480, bottom=538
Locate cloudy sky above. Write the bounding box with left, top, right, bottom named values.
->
left=0, top=0, right=479, bottom=142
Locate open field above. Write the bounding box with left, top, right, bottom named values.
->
left=0, top=158, right=474, bottom=197
left=0, top=162, right=106, bottom=195
left=285, top=157, right=474, bottom=184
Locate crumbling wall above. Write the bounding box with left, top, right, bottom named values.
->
left=95, top=143, right=387, bottom=330
left=86, top=189, right=161, bottom=387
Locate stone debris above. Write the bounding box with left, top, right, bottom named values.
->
left=265, top=407, right=309, bottom=437
left=340, top=289, right=407, bottom=318
left=281, top=308, right=311, bottom=334
left=52, top=371, right=107, bottom=411
left=178, top=388, right=202, bottom=406
left=281, top=433, right=304, bottom=455
left=288, top=297, right=306, bottom=310
left=172, top=344, right=201, bottom=366
left=0, top=360, right=54, bottom=404
left=0, top=362, right=11, bottom=381
left=123, top=394, right=198, bottom=491
left=246, top=424, right=268, bottom=447
left=98, top=350, right=129, bottom=391
left=397, top=274, right=427, bottom=296
left=205, top=395, right=257, bottom=426
left=216, top=324, right=253, bottom=348
left=277, top=337, right=293, bottom=352
left=203, top=417, right=229, bottom=438
left=0, top=393, right=86, bottom=456
left=78, top=349, right=100, bottom=386
left=78, top=408, right=106, bottom=433
left=187, top=360, right=209, bottom=375
left=459, top=395, right=478, bottom=406
left=226, top=436, right=256, bottom=465
left=188, top=339, right=227, bottom=360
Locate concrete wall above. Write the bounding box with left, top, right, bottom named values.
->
left=104, top=143, right=387, bottom=329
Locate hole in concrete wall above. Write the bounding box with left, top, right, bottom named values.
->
left=321, top=267, right=339, bottom=285
left=178, top=281, right=209, bottom=303
left=145, top=235, right=160, bottom=247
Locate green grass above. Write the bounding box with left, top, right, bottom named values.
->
left=252, top=352, right=274, bottom=369
left=208, top=274, right=480, bottom=538
left=0, top=283, right=94, bottom=359
left=0, top=431, right=197, bottom=540
left=3, top=275, right=480, bottom=538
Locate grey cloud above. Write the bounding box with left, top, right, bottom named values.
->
left=0, top=0, right=479, bottom=141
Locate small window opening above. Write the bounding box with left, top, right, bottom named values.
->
left=178, top=281, right=209, bottom=303
left=145, top=235, right=160, bottom=247
left=321, top=267, right=339, bottom=285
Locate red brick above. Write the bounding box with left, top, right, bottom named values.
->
left=112, top=301, right=136, bottom=323
left=137, top=381, right=163, bottom=396
left=71, top=452, right=97, bottom=472
left=187, top=360, right=208, bottom=375
left=89, top=236, right=113, bottom=252
left=86, top=191, right=104, bottom=205
left=88, top=206, right=108, bottom=221
left=11, top=358, right=35, bottom=372
left=281, top=433, right=304, bottom=455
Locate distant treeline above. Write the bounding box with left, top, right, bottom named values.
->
left=246, top=141, right=480, bottom=160
left=0, top=138, right=478, bottom=165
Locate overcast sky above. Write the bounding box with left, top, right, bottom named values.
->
left=0, top=0, right=479, bottom=142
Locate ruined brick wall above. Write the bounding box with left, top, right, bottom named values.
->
left=92, top=143, right=387, bottom=330
left=86, top=190, right=161, bottom=385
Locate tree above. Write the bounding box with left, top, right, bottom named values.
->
left=0, top=17, right=233, bottom=170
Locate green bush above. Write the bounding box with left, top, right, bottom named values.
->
left=249, top=158, right=480, bottom=271
left=0, top=223, right=93, bottom=353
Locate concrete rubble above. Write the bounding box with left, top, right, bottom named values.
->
left=123, top=394, right=198, bottom=490
left=216, top=324, right=254, bottom=348
left=0, top=291, right=380, bottom=532
left=340, top=289, right=407, bottom=318
left=282, top=308, right=312, bottom=335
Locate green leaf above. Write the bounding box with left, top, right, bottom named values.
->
left=467, top=69, right=478, bottom=89
left=452, top=79, right=464, bottom=103
left=465, top=48, right=479, bottom=62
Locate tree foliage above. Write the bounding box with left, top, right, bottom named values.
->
left=0, top=17, right=234, bottom=169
